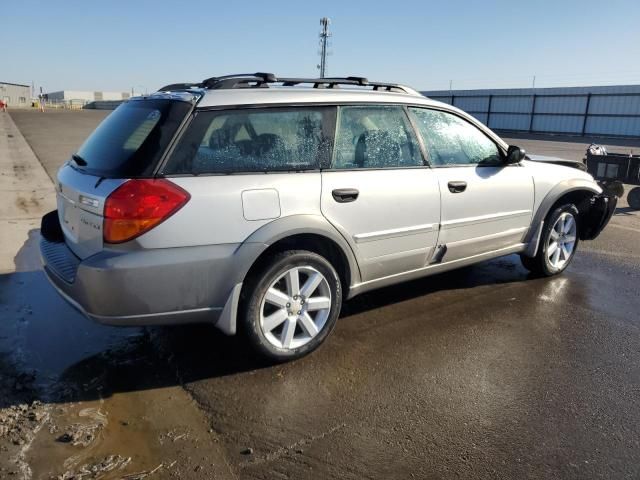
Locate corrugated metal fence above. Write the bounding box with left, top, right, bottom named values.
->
left=421, top=85, right=640, bottom=137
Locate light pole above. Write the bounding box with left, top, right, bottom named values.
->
left=318, top=17, right=331, bottom=78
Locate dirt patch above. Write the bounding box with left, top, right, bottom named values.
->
left=3, top=329, right=236, bottom=480
left=55, top=407, right=107, bottom=447
left=0, top=360, right=49, bottom=478
left=57, top=454, right=131, bottom=479
left=0, top=235, right=233, bottom=479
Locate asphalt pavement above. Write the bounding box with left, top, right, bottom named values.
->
left=1, top=109, right=639, bottom=479
left=8, top=109, right=109, bottom=181
left=501, top=132, right=640, bottom=164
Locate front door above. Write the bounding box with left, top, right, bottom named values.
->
left=321, top=105, right=441, bottom=282
left=409, top=107, right=534, bottom=262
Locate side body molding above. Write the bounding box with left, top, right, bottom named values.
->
left=523, top=178, right=602, bottom=257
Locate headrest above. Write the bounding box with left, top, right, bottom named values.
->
left=354, top=130, right=401, bottom=168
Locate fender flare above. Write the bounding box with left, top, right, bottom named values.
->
left=241, top=214, right=362, bottom=286
left=215, top=214, right=362, bottom=336
left=523, top=179, right=601, bottom=257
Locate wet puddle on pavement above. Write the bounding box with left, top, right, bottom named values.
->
left=0, top=230, right=230, bottom=479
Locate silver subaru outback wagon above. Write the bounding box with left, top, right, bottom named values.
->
left=40, top=73, right=616, bottom=361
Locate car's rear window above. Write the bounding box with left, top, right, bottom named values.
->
left=73, top=99, right=191, bottom=177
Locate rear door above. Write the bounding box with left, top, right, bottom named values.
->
left=321, top=105, right=441, bottom=282
left=56, top=97, right=192, bottom=258
left=409, top=107, right=534, bottom=262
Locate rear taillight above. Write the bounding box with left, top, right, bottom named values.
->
left=103, top=179, right=190, bottom=244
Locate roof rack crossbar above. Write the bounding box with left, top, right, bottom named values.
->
left=277, top=77, right=410, bottom=93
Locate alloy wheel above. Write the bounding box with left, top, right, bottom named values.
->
left=259, top=266, right=332, bottom=350
left=547, top=212, right=577, bottom=270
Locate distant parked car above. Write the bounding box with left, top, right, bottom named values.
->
left=40, top=73, right=616, bottom=361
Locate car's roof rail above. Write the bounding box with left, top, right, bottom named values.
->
left=277, top=76, right=413, bottom=93
left=158, top=73, right=418, bottom=95
left=158, top=82, right=202, bottom=91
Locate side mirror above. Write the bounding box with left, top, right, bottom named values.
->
left=506, top=145, right=526, bottom=165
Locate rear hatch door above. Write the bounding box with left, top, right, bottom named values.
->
left=56, top=96, right=194, bottom=259
left=56, top=169, right=123, bottom=259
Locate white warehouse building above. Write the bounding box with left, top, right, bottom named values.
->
left=46, top=90, right=130, bottom=103
left=0, top=82, right=31, bottom=108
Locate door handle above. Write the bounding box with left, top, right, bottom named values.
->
left=447, top=181, right=467, bottom=193
left=332, top=188, right=359, bottom=203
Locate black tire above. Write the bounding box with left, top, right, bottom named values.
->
left=241, top=250, right=342, bottom=361
left=520, top=203, right=580, bottom=277
left=628, top=187, right=640, bottom=210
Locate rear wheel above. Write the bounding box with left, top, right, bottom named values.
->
left=242, top=250, right=342, bottom=361
left=520, top=203, right=580, bottom=276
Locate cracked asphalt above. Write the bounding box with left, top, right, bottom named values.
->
left=1, top=110, right=639, bottom=479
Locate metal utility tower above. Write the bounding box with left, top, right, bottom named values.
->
left=317, top=17, right=331, bottom=78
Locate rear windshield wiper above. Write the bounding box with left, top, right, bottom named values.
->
left=71, top=154, right=88, bottom=166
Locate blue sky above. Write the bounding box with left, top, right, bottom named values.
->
left=2, top=0, right=639, bottom=94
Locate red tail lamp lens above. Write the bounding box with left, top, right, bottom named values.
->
left=103, top=179, right=190, bottom=243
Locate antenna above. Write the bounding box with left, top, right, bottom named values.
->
left=317, top=17, right=332, bottom=78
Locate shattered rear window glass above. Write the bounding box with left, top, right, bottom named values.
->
left=409, top=108, right=501, bottom=166
left=165, top=107, right=335, bottom=174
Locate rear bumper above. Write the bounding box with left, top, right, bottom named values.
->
left=42, top=266, right=222, bottom=326
left=40, top=213, right=261, bottom=328
left=580, top=193, right=618, bottom=240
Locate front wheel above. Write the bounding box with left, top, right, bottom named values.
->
left=241, top=250, right=342, bottom=361
left=520, top=203, right=580, bottom=276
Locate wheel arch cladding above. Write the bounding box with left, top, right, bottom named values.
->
left=550, top=189, right=596, bottom=218
left=243, top=233, right=353, bottom=300
left=217, top=216, right=359, bottom=337
left=545, top=189, right=616, bottom=241
left=524, top=179, right=601, bottom=257
left=239, top=214, right=361, bottom=295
